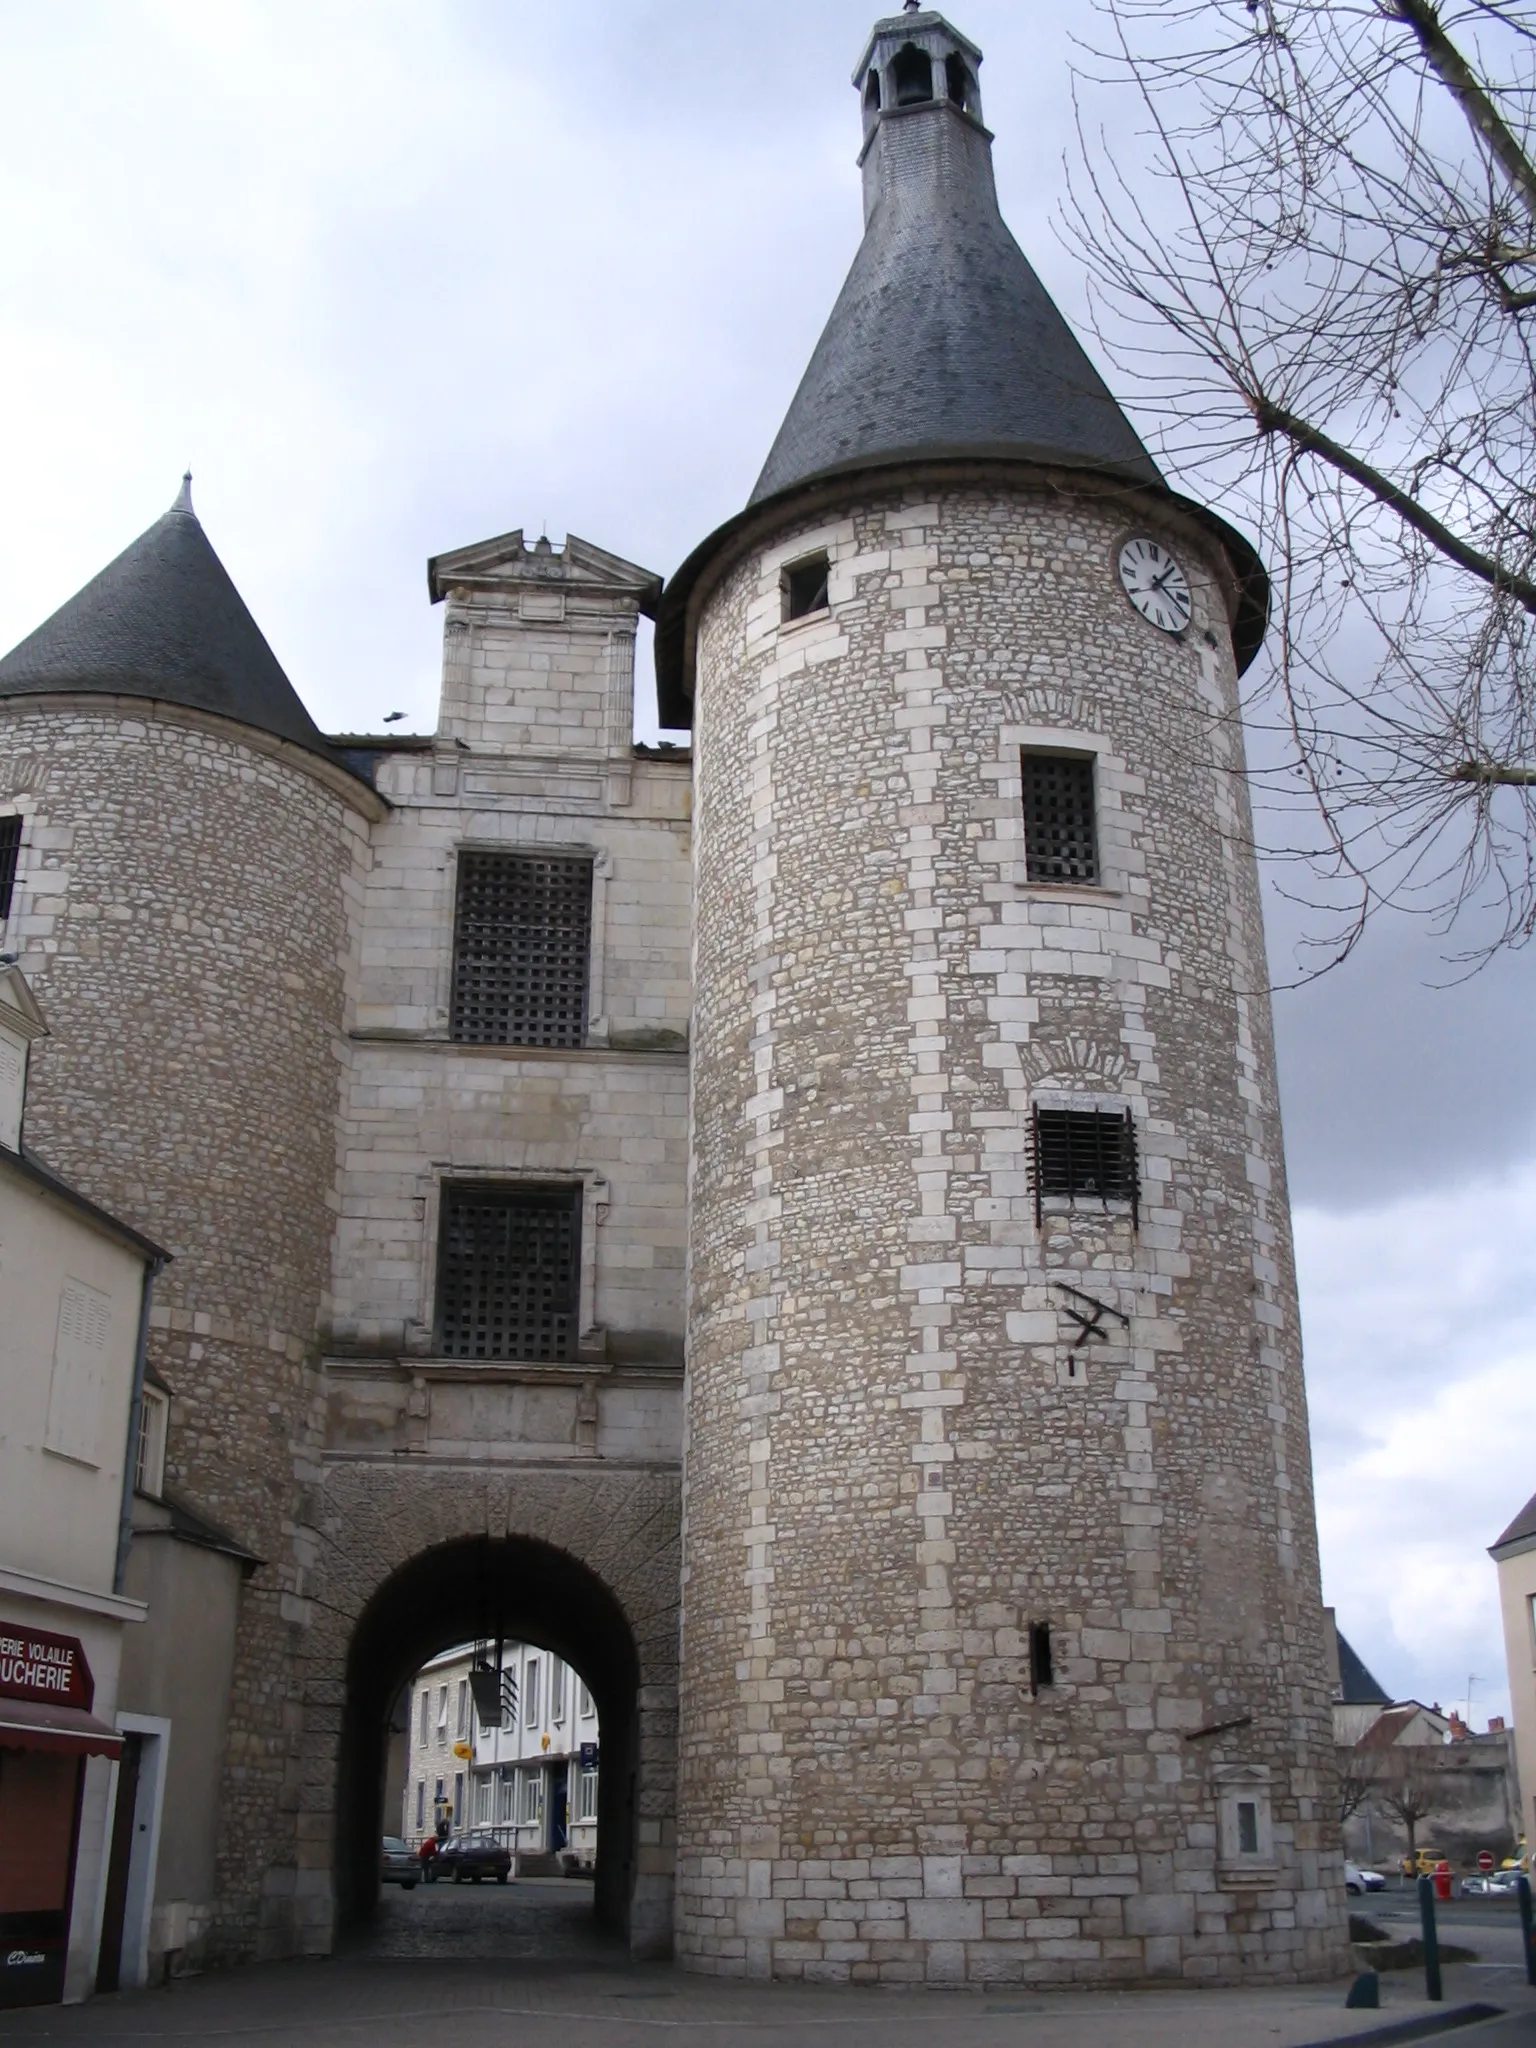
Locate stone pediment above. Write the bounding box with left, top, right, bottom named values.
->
left=427, top=530, right=662, bottom=614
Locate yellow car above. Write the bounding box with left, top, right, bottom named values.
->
left=1400, top=1850, right=1446, bottom=1877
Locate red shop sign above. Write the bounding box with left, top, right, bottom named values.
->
left=0, top=1625, right=94, bottom=1711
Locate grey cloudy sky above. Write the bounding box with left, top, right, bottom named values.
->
left=1, top=0, right=1529, bottom=1726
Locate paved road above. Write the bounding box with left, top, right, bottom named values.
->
left=6, top=1880, right=1536, bottom=2048
left=3, top=1964, right=1525, bottom=2048
left=347, top=1874, right=624, bottom=1963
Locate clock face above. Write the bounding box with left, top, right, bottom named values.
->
left=1117, top=537, right=1191, bottom=634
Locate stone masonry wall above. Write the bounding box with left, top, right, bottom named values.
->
left=679, top=477, right=1346, bottom=1985
left=0, top=703, right=374, bottom=1962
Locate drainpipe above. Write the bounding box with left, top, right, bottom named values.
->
left=115, top=1253, right=167, bottom=1595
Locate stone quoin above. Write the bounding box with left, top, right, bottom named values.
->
left=0, top=3, right=1345, bottom=1991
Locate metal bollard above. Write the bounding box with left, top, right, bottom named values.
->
left=1518, top=1871, right=1536, bottom=1989
left=1417, top=1872, right=1443, bottom=2003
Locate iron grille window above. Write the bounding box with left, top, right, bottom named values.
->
left=450, top=851, right=592, bottom=1048
left=435, top=1182, right=581, bottom=1362
left=1021, top=752, right=1098, bottom=884
left=1033, top=1107, right=1138, bottom=1223
left=0, top=815, right=20, bottom=921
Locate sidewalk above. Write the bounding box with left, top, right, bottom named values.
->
left=5, top=1952, right=1535, bottom=2048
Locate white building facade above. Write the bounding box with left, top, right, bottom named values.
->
left=402, top=1641, right=600, bottom=1869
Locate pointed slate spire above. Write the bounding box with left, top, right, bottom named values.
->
left=0, top=479, right=337, bottom=760
left=749, top=9, right=1160, bottom=503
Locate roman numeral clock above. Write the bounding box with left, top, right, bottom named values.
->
left=1118, top=535, right=1192, bottom=634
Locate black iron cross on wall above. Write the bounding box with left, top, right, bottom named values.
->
left=1053, top=1281, right=1131, bottom=1351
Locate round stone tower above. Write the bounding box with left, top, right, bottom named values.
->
left=0, top=481, right=383, bottom=1960
left=659, top=8, right=1344, bottom=1987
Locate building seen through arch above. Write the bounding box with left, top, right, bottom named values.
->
left=399, top=1640, right=601, bottom=1869
left=0, top=2, right=1348, bottom=1998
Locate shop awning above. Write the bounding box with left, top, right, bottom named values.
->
left=0, top=1697, right=123, bottom=1758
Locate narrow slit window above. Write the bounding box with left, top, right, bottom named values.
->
left=1021, top=751, right=1098, bottom=883
left=1028, top=1621, right=1054, bottom=1694
left=1237, top=1800, right=1260, bottom=1855
left=0, top=814, right=21, bottom=922
left=450, top=850, right=592, bottom=1049
left=783, top=554, right=830, bottom=622
left=435, top=1182, right=581, bottom=1362
left=1033, top=1108, right=1138, bottom=1219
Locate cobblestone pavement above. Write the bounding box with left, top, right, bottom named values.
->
left=347, top=1874, right=624, bottom=1962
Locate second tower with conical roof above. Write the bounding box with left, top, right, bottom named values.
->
left=670, top=8, right=1341, bottom=1986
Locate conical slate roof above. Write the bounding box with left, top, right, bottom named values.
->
left=653, top=8, right=1267, bottom=727
left=749, top=97, right=1160, bottom=502
left=0, top=479, right=337, bottom=761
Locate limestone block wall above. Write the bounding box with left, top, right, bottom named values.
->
left=0, top=702, right=377, bottom=1963
left=327, top=745, right=692, bottom=1363
left=678, top=477, right=1345, bottom=1986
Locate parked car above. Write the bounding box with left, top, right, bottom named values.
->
left=1400, top=1849, right=1447, bottom=1877
left=380, top=1836, right=419, bottom=1889
left=1461, top=1868, right=1521, bottom=1897
left=1345, top=1862, right=1386, bottom=1894
left=434, top=1831, right=512, bottom=1884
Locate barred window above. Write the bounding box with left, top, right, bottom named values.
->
left=1020, top=752, right=1098, bottom=884
left=435, top=1182, right=581, bottom=1362
left=0, top=815, right=21, bottom=921
left=1033, top=1107, right=1138, bottom=1220
left=450, top=850, right=592, bottom=1048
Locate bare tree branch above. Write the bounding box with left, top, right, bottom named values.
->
left=1392, top=0, right=1536, bottom=213
left=1253, top=390, right=1536, bottom=610
left=1063, top=0, right=1536, bottom=964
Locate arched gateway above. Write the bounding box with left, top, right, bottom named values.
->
left=311, top=1469, right=680, bottom=1958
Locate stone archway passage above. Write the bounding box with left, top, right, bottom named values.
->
left=331, top=1530, right=668, bottom=1956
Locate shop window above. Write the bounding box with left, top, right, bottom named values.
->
left=450, top=850, right=592, bottom=1049
left=1021, top=750, right=1099, bottom=884
left=782, top=553, right=830, bottom=621
left=434, top=1182, right=581, bottom=1363
left=519, top=1768, right=542, bottom=1825
left=578, top=1766, right=599, bottom=1823
left=0, top=815, right=20, bottom=921
left=498, top=1771, right=515, bottom=1823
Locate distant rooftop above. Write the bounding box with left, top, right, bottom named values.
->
left=1492, top=1487, right=1536, bottom=1556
